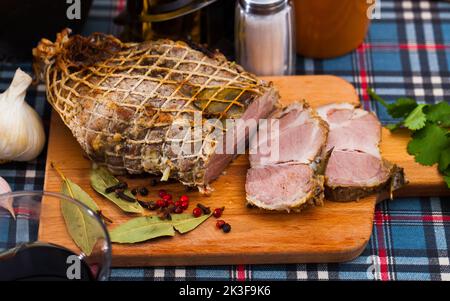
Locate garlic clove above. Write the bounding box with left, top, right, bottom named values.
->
left=0, top=176, right=15, bottom=219
left=0, top=68, right=46, bottom=162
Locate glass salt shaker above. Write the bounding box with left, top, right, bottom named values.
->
left=235, top=0, right=295, bottom=76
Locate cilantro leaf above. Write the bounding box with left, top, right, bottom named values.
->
left=407, top=123, right=450, bottom=166
left=439, top=146, right=450, bottom=173
left=444, top=175, right=450, bottom=188
left=386, top=122, right=403, bottom=131
left=367, top=88, right=418, bottom=119
left=425, top=101, right=450, bottom=127
left=387, top=98, right=418, bottom=118
left=369, top=88, right=450, bottom=189
left=404, top=104, right=427, bottom=130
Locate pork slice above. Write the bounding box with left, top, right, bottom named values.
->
left=245, top=101, right=328, bottom=211
left=204, top=88, right=279, bottom=185
left=250, top=101, right=328, bottom=167
left=317, top=103, right=406, bottom=201
left=246, top=164, right=324, bottom=211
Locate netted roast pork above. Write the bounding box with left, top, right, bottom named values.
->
left=245, top=101, right=329, bottom=211
left=317, top=103, right=405, bottom=201
left=33, top=29, right=279, bottom=192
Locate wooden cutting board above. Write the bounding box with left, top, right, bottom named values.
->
left=39, top=75, right=449, bottom=266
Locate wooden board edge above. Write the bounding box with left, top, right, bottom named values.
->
left=109, top=201, right=375, bottom=267
left=110, top=243, right=370, bottom=267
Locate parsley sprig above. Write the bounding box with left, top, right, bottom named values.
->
left=368, top=88, right=450, bottom=188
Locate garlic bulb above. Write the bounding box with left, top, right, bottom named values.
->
left=0, top=68, right=45, bottom=162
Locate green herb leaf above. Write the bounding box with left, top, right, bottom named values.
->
left=58, top=175, right=102, bottom=256
left=439, top=146, right=450, bottom=173
left=171, top=213, right=212, bottom=234
left=368, top=88, right=450, bottom=189
left=110, top=213, right=212, bottom=243
left=367, top=88, right=389, bottom=108
left=387, top=98, right=418, bottom=118
left=425, top=101, right=450, bottom=127
left=62, top=178, right=99, bottom=212
left=109, top=216, right=174, bottom=243
left=367, top=89, right=418, bottom=118
left=407, top=123, right=450, bottom=166
left=444, top=175, right=450, bottom=188
left=90, top=166, right=143, bottom=214
left=386, top=122, right=403, bottom=131
left=404, top=104, right=427, bottom=130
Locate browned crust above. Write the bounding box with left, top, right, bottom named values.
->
left=320, top=103, right=406, bottom=202
left=325, top=160, right=406, bottom=202
left=246, top=174, right=325, bottom=212
left=33, top=29, right=276, bottom=190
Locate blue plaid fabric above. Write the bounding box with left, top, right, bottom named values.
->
left=0, top=0, right=449, bottom=280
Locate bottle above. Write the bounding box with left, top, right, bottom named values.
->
left=235, top=0, right=295, bottom=76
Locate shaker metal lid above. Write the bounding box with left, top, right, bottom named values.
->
left=239, top=0, right=287, bottom=14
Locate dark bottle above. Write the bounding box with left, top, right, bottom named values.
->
left=116, top=0, right=236, bottom=58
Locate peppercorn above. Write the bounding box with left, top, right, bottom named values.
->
left=131, top=188, right=138, bottom=196
left=162, top=194, right=172, bottom=201
left=138, top=187, right=149, bottom=196
left=156, top=199, right=165, bottom=208
left=216, top=220, right=225, bottom=229
left=192, top=207, right=202, bottom=217
left=222, top=223, right=231, bottom=233
left=181, top=201, right=189, bottom=210
left=213, top=207, right=225, bottom=218
left=174, top=206, right=183, bottom=214
left=158, top=189, right=167, bottom=197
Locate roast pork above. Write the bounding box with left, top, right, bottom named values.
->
left=317, top=103, right=405, bottom=201
left=245, top=101, right=329, bottom=211
left=33, top=29, right=279, bottom=192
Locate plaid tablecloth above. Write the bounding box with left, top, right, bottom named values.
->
left=1, top=0, right=450, bottom=281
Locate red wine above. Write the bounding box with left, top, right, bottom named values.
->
left=0, top=242, right=95, bottom=281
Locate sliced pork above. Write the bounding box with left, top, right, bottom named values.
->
left=245, top=101, right=329, bottom=211
left=317, top=103, right=405, bottom=201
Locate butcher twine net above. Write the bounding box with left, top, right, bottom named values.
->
left=33, top=29, right=272, bottom=187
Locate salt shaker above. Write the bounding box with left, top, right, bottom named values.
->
left=235, top=0, right=295, bottom=76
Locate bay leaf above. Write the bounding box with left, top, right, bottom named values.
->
left=109, top=216, right=175, bottom=243
left=61, top=178, right=103, bottom=256
left=110, top=213, right=212, bottom=243
left=90, top=166, right=143, bottom=214
left=171, top=213, right=212, bottom=234
left=0, top=176, right=15, bottom=219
